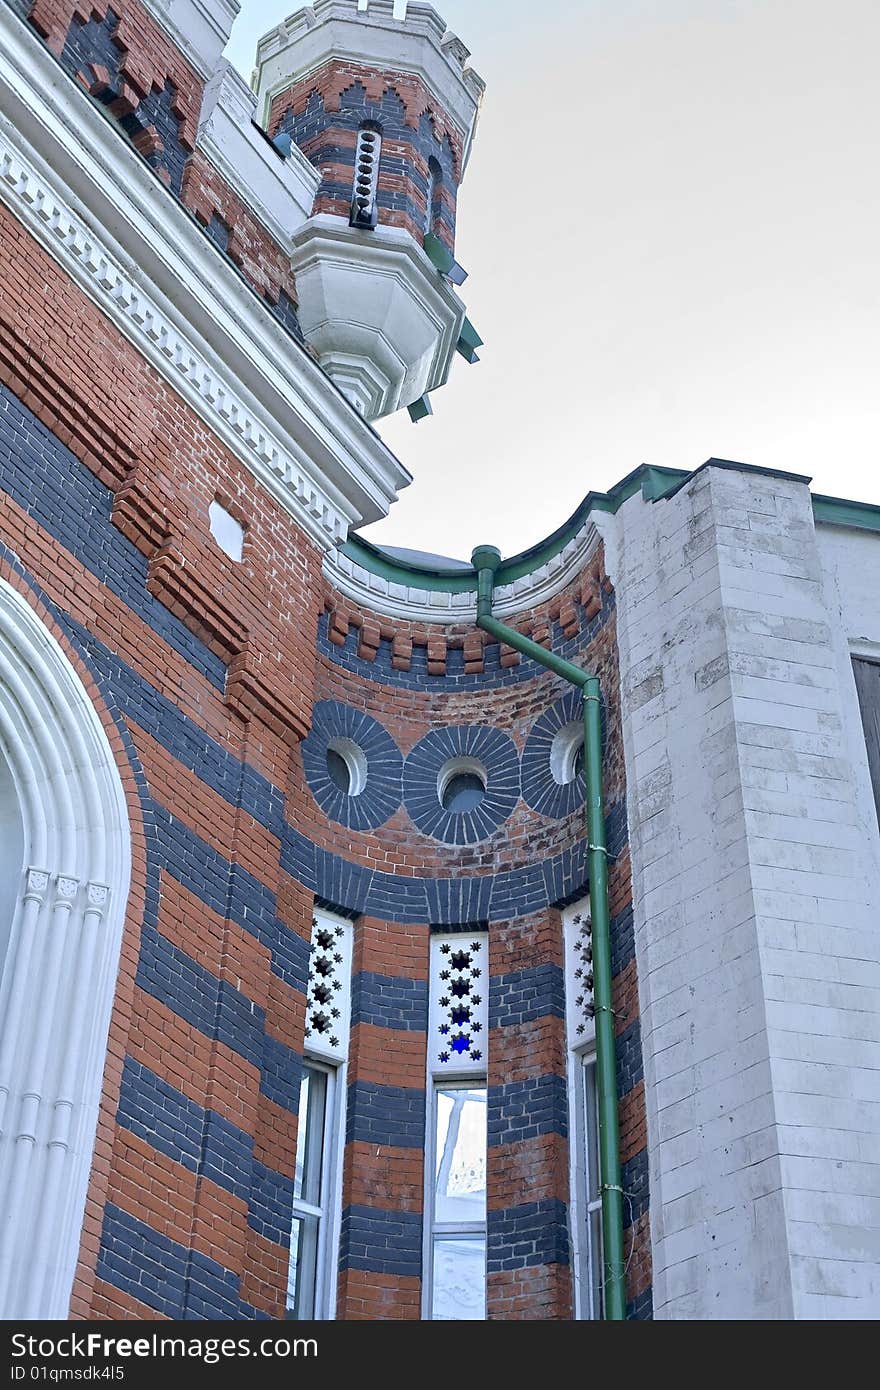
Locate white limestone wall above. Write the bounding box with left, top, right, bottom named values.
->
left=599, top=465, right=880, bottom=1319
left=816, top=525, right=880, bottom=892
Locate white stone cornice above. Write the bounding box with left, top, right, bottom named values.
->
left=323, top=521, right=602, bottom=623
left=290, top=215, right=465, bottom=420
left=0, top=6, right=411, bottom=551
left=196, top=60, right=320, bottom=245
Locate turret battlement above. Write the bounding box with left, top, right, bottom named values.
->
left=254, top=1, right=485, bottom=166
left=252, top=0, right=485, bottom=422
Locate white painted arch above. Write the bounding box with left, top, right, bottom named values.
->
left=0, top=579, right=132, bottom=1318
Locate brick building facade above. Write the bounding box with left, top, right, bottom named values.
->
left=0, top=0, right=877, bottom=1323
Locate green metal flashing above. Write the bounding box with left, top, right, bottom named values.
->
left=343, top=467, right=880, bottom=605
left=456, top=316, right=483, bottom=363
left=344, top=464, right=692, bottom=597
left=423, top=231, right=455, bottom=276
left=812, top=493, right=880, bottom=533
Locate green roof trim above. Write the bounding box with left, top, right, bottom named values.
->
left=456, top=316, right=483, bottom=363
left=341, top=466, right=880, bottom=604
left=423, top=231, right=455, bottom=276
left=812, top=493, right=880, bottom=533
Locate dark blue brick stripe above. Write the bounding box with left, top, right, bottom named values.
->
left=182, top=1249, right=242, bottom=1321
left=351, top=972, right=428, bottom=1032
left=97, top=1204, right=188, bottom=1318
left=338, top=1206, right=423, bottom=1276
left=98, top=1205, right=249, bottom=1320
left=489, top=964, right=565, bottom=1029
left=117, top=1056, right=203, bottom=1172
left=62, top=614, right=283, bottom=835
left=487, top=1199, right=570, bottom=1273
left=282, top=825, right=593, bottom=926
left=616, top=1018, right=644, bottom=1100
left=261, top=1032, right=302, bottom=1114
left=202, top=1111, right=255, bottom=1203
left=611, top=902, right=636, bottom=976
left=0, top=383, right=225, bottom=687
left=250, top=1161, right=295, bottom=1248
left=622, top=1147, right=650, bottom=1225
left=347, top=1081, right=426, bottom=1149
left=152, top=804, right=309, bottom=991
left=488, top=1074, right=568, bottom=1147
left=627, top=1286, right=654, bottom=1320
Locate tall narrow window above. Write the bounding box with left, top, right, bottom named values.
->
left=425, top=932, right=488, bottom=1320
left=286, top=908, right=353, bottom=1320
left=425, top=156, right=442, bottom=236
left=430, top=1085, right=487, bottom=1319
left=853, top=656, right=880, bottom=823
left=564, top=901, right=603, bottom=1319
left=288, top=1062, right=334, bottom=1318
left=350, top=123, right=381, bottom=230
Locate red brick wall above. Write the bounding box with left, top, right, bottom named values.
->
left=0, top=192, right=324, bottom=1315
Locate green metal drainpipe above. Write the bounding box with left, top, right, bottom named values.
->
left=471, top=545, right=626, bottom=1322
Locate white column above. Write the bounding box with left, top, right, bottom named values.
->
left=603, top=464, right=880, bottom=1319
left=0, top=867, right=49, bottom=1138
left=0, top=872, right=80, bottom=1314
left=21, top=882, right=110, bottom=1317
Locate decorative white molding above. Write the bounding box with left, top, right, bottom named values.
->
left=139, top=0, right=240, bottom=79
left=563, top=902, right=595, bottom=1050
left=290, top=215, right=465, bottom=420
left=24, top=869, right=50, bottom=903
left=305, top=908, right=353, bottom=1066
left=87, top=882, right=111, bottom=911
left=196, top=60, right=320, bottom=243
left=0, top=579, right=132, bottom=1320
left=323, top=520, right=603, bottom=624
left=428, top=933, right=488, bottom=1079
left=55, top=875, right=80, bottom=903
left=254, top=0, right=485, bottom=170
left=0, top=7, right=411, bottom=550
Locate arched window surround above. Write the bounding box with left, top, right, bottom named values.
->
left=0, top=579, right=132, bottom=1319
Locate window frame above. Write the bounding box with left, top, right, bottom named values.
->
left=422, top=1078, right=488, bottom=1321
left=287, top=904, right=353, bottom=1322
left=563, top=898, right=603, bottom=1320
left=567, top=1045, right=604, bottom=1320
left=851, top=650, right=880, bottom=833
left=286, top=1057, right=346, bottom=1321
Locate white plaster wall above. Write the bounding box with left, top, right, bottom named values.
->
left=601, top=466, right=880, bottom=1319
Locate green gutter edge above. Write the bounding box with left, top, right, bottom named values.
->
left=341, top=464, right=690, bottom=593
left=812, top=493, right=880, bottom=533
left=340, top=467, right=880, bottom=598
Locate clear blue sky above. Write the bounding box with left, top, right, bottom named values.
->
left=228, top=1, right=880, bottom=561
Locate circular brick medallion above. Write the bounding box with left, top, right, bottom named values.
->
left=521, top=691, right=586, bottom=818
left=403, top=725, right=520, bottom=844
left=301, top=700, right=403, bottom=831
